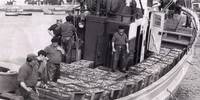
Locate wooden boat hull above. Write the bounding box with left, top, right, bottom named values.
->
left=52, top=11, right=66, bottom=15
left=5, top=12, right=18, bottom=16
left=0, top=62, right=18, bottom=93
left=18, top=12, right=32, bottom=16
left=118, top=47, right=192, bottom=100
left=118, top=6, right=200, bottom=100
left=43, top=11, right=66, bottom=15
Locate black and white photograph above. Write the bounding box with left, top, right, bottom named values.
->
left=0, top=0, right=199, bottom=100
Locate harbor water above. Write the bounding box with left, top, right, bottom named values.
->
left=0, top=12, right=65, bottom=66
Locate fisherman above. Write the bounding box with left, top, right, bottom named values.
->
left=48, top=19, right=62, bottom=45
left=60, top=15, right=76, bottom=63
left=17, top=54, right=40, bottom=100
left=44, top=37, right=65, bottom=82
left=37, top=50, right=48, bottom=84
left=112, top=25, right=129, bottom=73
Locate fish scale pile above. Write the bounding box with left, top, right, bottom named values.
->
left=38, top=48, right=185, bottom=100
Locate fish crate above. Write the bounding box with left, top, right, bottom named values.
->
left=121, top=77, right=139, bottom=94
left=57, top=76, right=81, bottom=85
left=151, top=63, right=163, bottom=81
left=69, top=68, right=103, bottom=82
left=147, top=56, right=161, bottom=63
left=71, top=60, right=94, bottom=68
left=150, top=54, right=164, bottom=60
left=74, top=67, right=108, bottom=81
left=103, top=82, right=125, bottom=99
left=142, top=63, right=161, bottom=84
left=169, top=49, right=184, bottom=61
left=84, top=88, right=105, bottom=100
left=64, top=84, right=86, bottom=92
left=161, top=56, right=176, bottom=71
left=96, top=80, right=117, bottom=88
left=102, top=72, right=126, bottom=81
left=160, top=48, right=171, bottom=56
left=93, top=67, right=109, bottom=76
left=38, top=87, right=72, bottom=100
left=167, top=53, right=180, bottom=67
left=60, top=63, right=80, bottom=74
left=155, top=62, right=169, bottom=77
left=167, top=52, right=179, bottom=60
left=127, top=75, right=145, bottom=92
left=120, top=81, right=136, bottom=97
left=74, top=81, right=101, bottom=89
left=142, top=59, right=158, bottom=66
left=128, top=64, right=147, bottom=75
left=70, top=92, right=85, bottom=100
left=133, top=72, right=150, bottom=89
left=139, top=71, right=153, bottom=86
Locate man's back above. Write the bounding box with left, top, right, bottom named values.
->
left=60, top=22, right=76, bottom=37
left=18, top=63, right=38, bottom=87
left=44, top=45, right=62, bottom=64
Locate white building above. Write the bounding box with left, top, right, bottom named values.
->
left=0, top=0, right=25, bottom=6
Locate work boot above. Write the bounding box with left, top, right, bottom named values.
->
left=119, top=69, right=126, bottom=73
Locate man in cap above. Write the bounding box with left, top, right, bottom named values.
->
left=60, top=15, right=76, bottom=63
left=17, top=54, right=40, bottom=100
left=48, top=19, right=62, bottom=45
left=112, top=25, right=129, bottom=73
left=44, top=37, right=65, bottom=82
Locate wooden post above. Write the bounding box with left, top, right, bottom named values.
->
left=96, top=0, right=101, bottom=15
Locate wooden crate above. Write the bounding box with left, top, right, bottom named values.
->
left=140, top=71, right=153, bottom=86
left=38, top=88, right=71, bottom=100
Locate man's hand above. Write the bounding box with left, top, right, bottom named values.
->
left=26, top=87, right=33, bottom=92
left=112, top=48, right=116, bottom=52
left=127, top=49, right=130, bottom=54
left=57, top=46, right=65, bottom=54
left=48, top=30, right=54, bottom=37
left=36, top=81, right=41, bottom=87
left=20, top=82, right=32, bottom=93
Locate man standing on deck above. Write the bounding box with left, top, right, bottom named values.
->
left=17, top=54, right=40, bottom=100
left=112, top=25, right=129, bottom=73
left=60, top=15, right=76, bottom=63
left=44, top=37, right=65, bottom=82
left=48, top=19, right=62, bottom=45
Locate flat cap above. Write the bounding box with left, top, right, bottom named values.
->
left=27, top=53, right=37, bottom=61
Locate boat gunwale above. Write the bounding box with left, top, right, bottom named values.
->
left=117, top=6, right=200, bottom=100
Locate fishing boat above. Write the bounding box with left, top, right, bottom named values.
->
left=0, top=0, right=199, bottom=100
left=5, top=7, right=32, bottom=16
left=0, top=62, right=19, bottom=93
left=43, top=8, right=66, bottom=15
left=5, top=8, right=19, bottom=16
left=43, top=7, right=71, bottom=15
left=35, top=0, right=200, bottom=100
left=18, top=12, right=32, bottom=16
left=43, top=5, right=79, bottom=15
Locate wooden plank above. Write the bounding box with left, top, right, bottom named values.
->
left=162, top=38, right=189, bottom=46
left=163, top=30, right=193, bottom=37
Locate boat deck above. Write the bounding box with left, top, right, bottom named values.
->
left=37, top=14, right=196, bottom=100
left=37, top=47, right=185, bottom=100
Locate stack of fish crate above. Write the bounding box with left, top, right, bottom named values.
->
left=38, top=47, right=184, bottom=100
